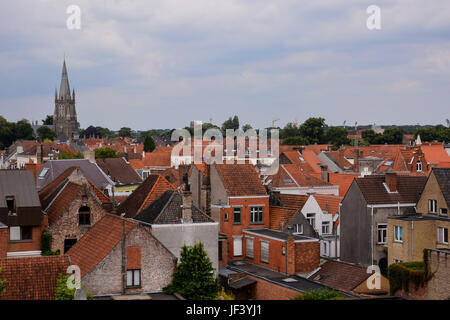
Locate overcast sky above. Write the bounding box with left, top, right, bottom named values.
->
left=0, top=0, right=449, bottom=131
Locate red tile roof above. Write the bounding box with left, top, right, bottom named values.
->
left=67, top=214, right=137, bottom=277
left=269, top=206, right=298, bottom=230
left=308, top=259, right=377, bottom=293
left=313, top=194, right=343, bottom=215
left=46, top=182, right=82, bottom=225
left=117, top=175, right=176, bottom=218
left=0, top=256, right=70, bottom=300
left=279, top=164, right=331, bottom=188
left=214, top=164, right=267, bottom=197
left=420, top=144, right=450, bottom=164
left=328, top=173, right=358, bottom=197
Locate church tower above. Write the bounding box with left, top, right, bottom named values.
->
left=53, top=60, right=79, bottom=141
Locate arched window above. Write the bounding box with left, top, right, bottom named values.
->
left=416, top=160, right=422, bottom=172
left=79, top=206, right=91, bottom=226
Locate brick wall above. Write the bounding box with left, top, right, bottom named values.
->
left=48, top=184, right=107, bottom=253
left=0, top=227, right=7, bottom=258
left=247, top=275, right=299, bottom=300
left=81, top=225, right=176, bottom=296
left=294, top=241, right=320, bottom=272
left=7, top=225, right=43, bottom=253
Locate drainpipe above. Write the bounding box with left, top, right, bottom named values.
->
left=410, top=220, right=414, bottom=261
left=371, top=205, right=374, bottom=265
left=121, top=213, right=126, bottom=295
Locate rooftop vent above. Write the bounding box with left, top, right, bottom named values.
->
left=282, top=278, right=298, bottom=283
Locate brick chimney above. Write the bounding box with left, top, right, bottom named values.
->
left=0, top=225, right=8, bottom=258
left=286, top=236, right=295, bottom=275
left=36, top=142, right=43, bottom=164
left=385, top=172, right=397, bottom=192
left=182, top=191, right=193, bottom=223
left=319, top=164, right=329, bottom=183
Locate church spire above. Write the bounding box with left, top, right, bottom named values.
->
left=59, top=59, right=71, bottom=100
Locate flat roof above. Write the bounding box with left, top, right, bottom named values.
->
left=388, top=214, right=450, bottom=222
left=243, top=228, right=318, bottom=242
left=226, top=260, right=355, bottom=297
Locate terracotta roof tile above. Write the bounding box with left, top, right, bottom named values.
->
left=0, top=256, right=70, bottom=300
left=270, top=206, right=298, bottom=230
left=67, top=214, right=137, bottom=277
left=117, top=175, right=176, bottom=218
left=214, top=164, right=267, bottom=197
left=328, top=173, right=358, bottom=197
left=46, top=182, right=82, bottom=225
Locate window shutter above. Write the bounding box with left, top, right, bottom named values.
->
left=260, top=240, right=269, bottom=263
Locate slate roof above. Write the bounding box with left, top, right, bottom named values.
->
left=214, top=164, right=267, bottom=197
left=135, top=190, right=214, bottom=224
left=67, top=214, right=137, bottom=277
left=431, top=168, right=450, bottom=208
left=36, top=159, right=114, bottom=191
left=355, top=174, right=427, bottom=204
left=243, top=228, right=317, bottom=241
left=96, top=158, right=142, bottom=185
left=0, top=170, right=41, bottom=208
left=226, top=260, right=353, bottom=296
left=117, top=175, right=176, bottom=218
left=0, top=256, right=70, bottom=300
left=308, top=259, right=376, bottom=292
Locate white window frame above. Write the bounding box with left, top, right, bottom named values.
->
left=233, top=236, right=243, bottom=257
left=429, top=200, right=437, bottom=213
left=437, top=227, right=448, bottom=245
left=439, top=208, right=448, bottom=216
left=126, top=269, right=141, bottom=287
left=377, top=224, right=387, bottom=244
left=260, top=240, right=269, bottom=263
left=250, top=206, right=264, bottom=224
left=293, top=224, right=303, bottom=234
left=321, top=221, right=330, bottom=235
left=246, top=237, right=254, bottom=259
left=9, top=226, right=21, bottom=241
left=306, top=213, right=316, bottom=229
left=394, top=226, right=403, bottom=243
left=416, top=161, right=422, bottom=172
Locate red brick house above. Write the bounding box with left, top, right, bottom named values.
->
left=242, top=229, right=319, bottom=274
left=210, top=164, right=270, bottom=262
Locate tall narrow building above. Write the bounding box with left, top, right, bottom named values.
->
left=53, top=60, right=79, bottom=141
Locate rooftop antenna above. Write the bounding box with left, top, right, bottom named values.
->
left=446, top=119, right=450, bottom=128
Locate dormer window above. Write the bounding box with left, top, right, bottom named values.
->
left=416, top=160, right=422, bottom=172
left=6, top=196, right=16, bottom=215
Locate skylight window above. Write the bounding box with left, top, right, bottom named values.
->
left=283, top=178, right=294, bottom=184
left=384, top=161, right=393, bottom=166
left=39, top=168, right=49, bottom=178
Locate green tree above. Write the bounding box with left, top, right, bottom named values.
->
left=281, top=136, right=309, bottom=145
left=0, top=267, right=6, bottom=299
left=14, top=119, right=35, bottom=140
left=96, top=126, right=113, bottom=138
left=163, top=243, right=220, bottom=300
left=299, top=117, right=327, bottom=144
left=362, top=129, right=377, bottom=144
left=42, top=115, right=53, bottom=125
left=242, top=124, right=253, bottom=131
left=37, top=126, right=57, bottom=141
left=95, top=147, right=119, bottom=159
left=118, top=127, right=132, bottom=138
left=143, top=135, right=156, bottom=152
left=59, top=151, right=83, bottom=159
left=0, top=116, right=15, bottom=149
left=292, top=289, right=344, bottom=300
left=326, top=126, right=350, bottom=147
left=221, top=116, right=240, bottom=134
left=55, top=274, right=93, bottom=300
left=280, top=122, right=301, bottom=139
left=382, top=126, right=405, bottom=144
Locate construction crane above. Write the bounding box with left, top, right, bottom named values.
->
left=272, top=118, right=280, bottom=128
